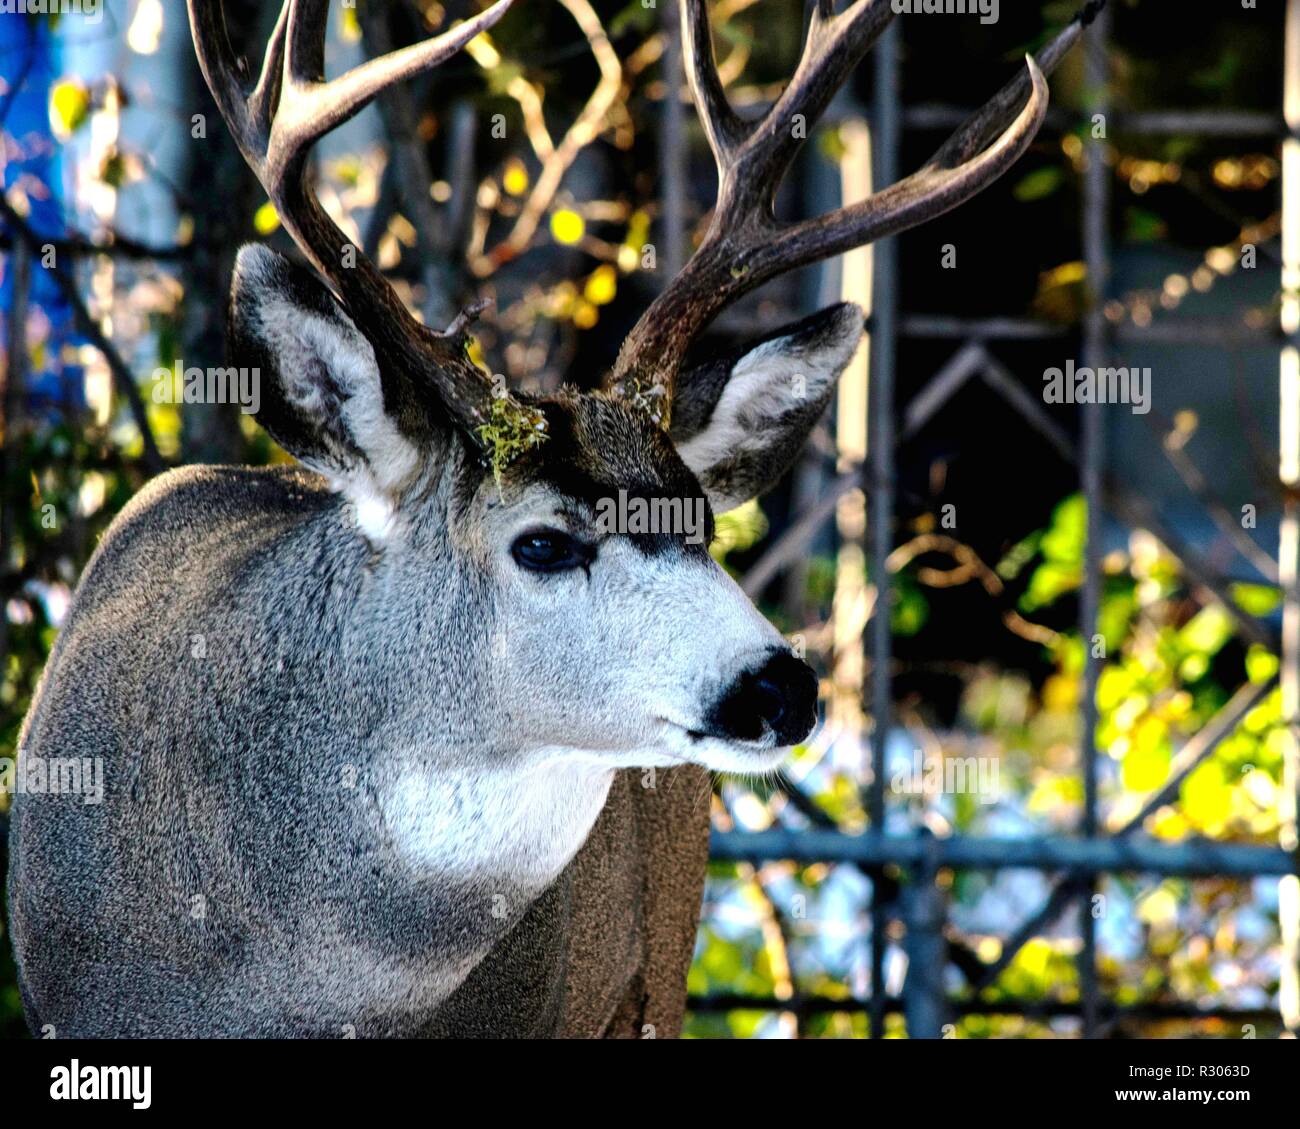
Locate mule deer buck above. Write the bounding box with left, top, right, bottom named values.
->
left=8, top=0, right=1097, bottom=1036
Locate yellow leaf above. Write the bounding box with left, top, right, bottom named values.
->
left=49, top=80, right=90, bottom=139
left=1122, top=716, right=1170, bottom=791
left=502, top=158, right=529, bottom=196
left=253, top=202, right=281, bottom=235
left=1136, top=886, right=1178, bottom=927
left=1181, top=761, right=1231, bottom=832
left=340, top=5, right=361, bottom=42
left=583, top=265, right=617, bottom=306
left=1042, top=672, right=1078, bottom=711
left=550, top=209, right=584, bottom=245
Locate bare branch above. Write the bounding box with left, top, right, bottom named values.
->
left=467, top=0, right=623, bottom=272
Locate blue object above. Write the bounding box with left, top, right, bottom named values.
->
left=1, top=12, right=85, bottom=415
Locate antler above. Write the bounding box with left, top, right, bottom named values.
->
left=606, top=0, right=1103, bottom=427
left=187, top=0, right=529, bottom=443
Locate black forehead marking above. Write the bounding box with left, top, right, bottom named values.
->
left=517, top=393, right=715, bottom=557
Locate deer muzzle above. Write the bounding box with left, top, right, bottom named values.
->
left=701, top=647, right=819, bottom=748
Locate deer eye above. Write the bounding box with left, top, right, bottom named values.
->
left=511, top=529, right=593, bottom=574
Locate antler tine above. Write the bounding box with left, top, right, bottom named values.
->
left=607, top=2, right=1099, bottom=426
left=680, top=0, right=892, bottom=215
left=285, top=0, right=330, bottom=84
left=248, top=2, right=290, bottom=138
left=187, top=0, right=258, bottom=152
left=933, top=1, right=1101, bottom=168
left=292, top=0, right=519, bottom=149
left=681, top=0, right=746, bottom=166
left=759, top=55, right=1048, bottom=274
left=189, top=0, right=529, bottom=444
left=741, top=0, right=893, bottom=192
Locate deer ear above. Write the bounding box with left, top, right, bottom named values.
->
left=671, top=303, right=862, bottom=514
left=228, top=244, right=422, bottom=537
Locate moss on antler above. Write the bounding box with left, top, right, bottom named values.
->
left=477, top=395, right=548, bottom=492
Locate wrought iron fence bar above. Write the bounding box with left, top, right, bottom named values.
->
left=978, top=358, right=1077, bottom=462
left=902, top=340, right=987, bottom=435
left=1113, top=321, right=1283, bottom=346
left=1077, top=0, right=1112, bottom=1039
left=968, top=878, right=1085, bottom=995
left=708, top=830, right=1295, bottom=877
left=687, top=994, right=1283, bottom=1024
left=658, top=0, right=686, bottom=280
left=742, top=341, right=982, bottom=597
left=902, top=831, right=948, bottom=1036
left=898, top=315, right=1068, bottom=340
left=895, top=315, right=1279, bottom=345
left=866, top=17, right=902, bottom=1042
left=904, top=103, right=1076, bottom=133
left=1156, top=422, right=1283, bottom=584
left=904, top=104, right=1282, bottom=138
left=1278, top=0, right=1300, bottom=1037
left=1115, top=110, right=1283, bottom=136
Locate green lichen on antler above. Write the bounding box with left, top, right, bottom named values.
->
left=477, top=394, right=548, bottom=492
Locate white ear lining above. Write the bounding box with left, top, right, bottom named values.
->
left=676, top=309, right=862, bottom=511
left=676, top=338, right=831, bottom=474
left=238, top=245, right=423, bottom=544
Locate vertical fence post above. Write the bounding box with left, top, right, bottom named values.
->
left=866, top=17, right=901, bottom=1040
left=1078, top=1, right=1112, bottom=1039
left=903, top=830, right=949, bottom=1038
left=1278, top=0, right=1300, bottom=1040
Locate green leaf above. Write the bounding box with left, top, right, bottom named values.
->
left=1012, top=166, right=1063, bottom=202
left=891, top=576, right=930, bottom=636
left=1124, top=207, right=1168, bottom=244
left=1246, top=645, right=1280, bottom=684
left=1178, top=605, right=1234, bottom=658
left=1231, top=582, right=1282, bottom=617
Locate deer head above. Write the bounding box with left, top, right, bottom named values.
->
left=188, top=0, right=1083, bottom=780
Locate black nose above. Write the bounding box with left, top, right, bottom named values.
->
left=706, top=649, right=818, bottom=746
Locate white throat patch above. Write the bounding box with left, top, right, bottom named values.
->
left=380, top=757, right=615, bottom=889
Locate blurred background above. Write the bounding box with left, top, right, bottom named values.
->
left=1, top=0, right=1298, bottom=1039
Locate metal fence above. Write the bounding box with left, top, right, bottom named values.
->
left=690, top=3, right=1300, bottom=1038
